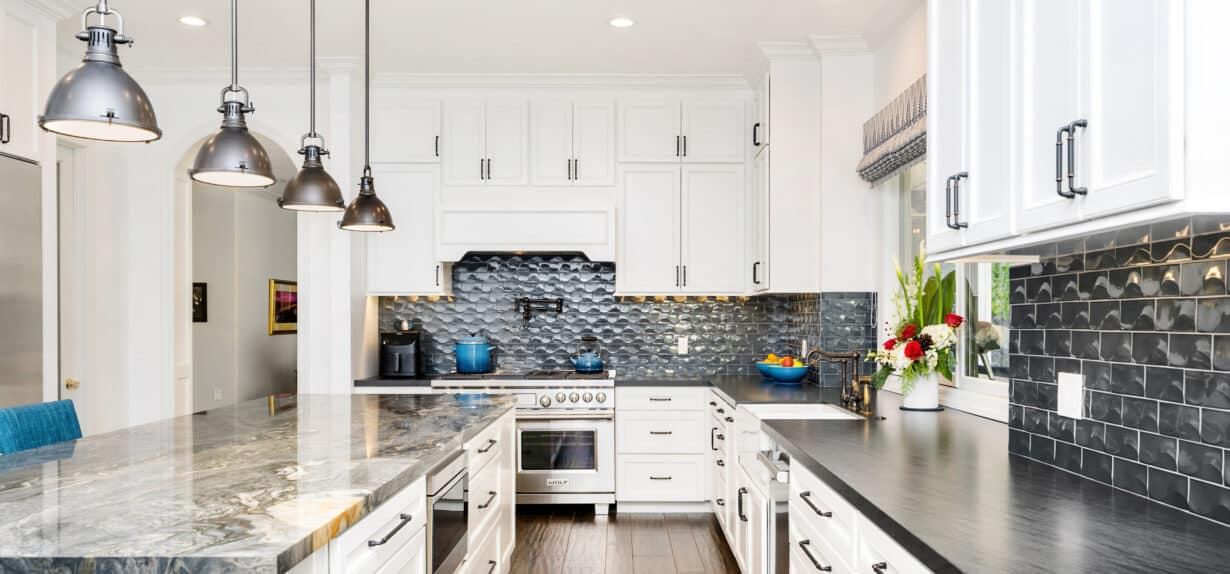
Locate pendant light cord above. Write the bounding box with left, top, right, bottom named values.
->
left=230, top=0, right=239, bottom=91
left=363, top=0, right=371, bottom=177
left=308, top=0, right=316, bottom=137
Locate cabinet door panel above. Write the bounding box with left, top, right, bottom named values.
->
left=961, top=0, right=1016, bottom=244
left=681, top=165, right=744, bottom=294
left=530, top=99, right=573, bottom=186
left=1017, top=0, right=1082, bottom=232
left=0, top=6, right=41, bottom=161
left=748, top=149, right=769, bottom=292
left=1077, top=0, right=1180, bottom=218
left=371, top=96, right=439, bottom=163
left=924, top=0, right=967, bottom=253
left=442, top=99, right=486, bottom=186
left=484, top=98, right=529, bottom=185
left=617, top=165, right=680, bottom=293
left=618, top=98, right=681, bottom=163
left=572, top=98, right=616, bottom=186
left=682, top=98, right=745, bottom=163
left=366, top=165, right=442, bottom=294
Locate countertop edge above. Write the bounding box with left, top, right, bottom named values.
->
left=761, top=421, right=962, bottom=574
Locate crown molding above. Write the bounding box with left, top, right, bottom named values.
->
left=318, top=57, right=360, bottom=74
left=23, top=0, right=76, bottom=19
left=126, top=67, right=312, bottom=84
left=370, top=73, right=751, bottom=91
left=809, top=35, right=871, bottom=55
left=758, top=41, right=817, bottom=62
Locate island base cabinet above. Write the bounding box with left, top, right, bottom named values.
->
left=326, top=477, right=427, bottom=574
left=789, top=524, right=850, bottom=574
left=855, top=516, right=931, bottom=574
left=466, top=506, right=511, bottom=574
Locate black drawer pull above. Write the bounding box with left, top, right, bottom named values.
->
left=1066, top=119, right=1088, bottom=196
left=367, top=513, right=413, bottom=547
left=649, top=397, right=672, bottom=402
left=798, top=540, right=832, bottom=572
left=477, top=490, right=497, bottom=509
left=0, top=113, right=9, bottom=144
left=725, top=416, right=734, bottom=423
left=650, top=430, right=673, bottom=436
left=716, top=459, right=725, bottom=467
left=477, top=438, right=497, bottom=453
left=487, top=559, right=498, bottom=574
left=737, top=487, right=748, bottom=521
left=711, top=427, right=719, bottom=451
left=709, top=401, right=717, bottom=406
left=872, top=562, right=888, bottom=574
left=716, top=408, right=725, bottom=414
left=800, top=491, right=832, bottom=518
left=715, top=498, right=725, bottom=506
left=650, top=475, right=672, bottom=481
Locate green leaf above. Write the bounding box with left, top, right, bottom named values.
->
left=871, top=367, right=891, bottom=390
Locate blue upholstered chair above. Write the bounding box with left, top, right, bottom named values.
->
left=0, top=399, right=83, bottom=455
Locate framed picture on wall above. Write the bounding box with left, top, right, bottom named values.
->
left=192, top=283, right=208, bottom=323
left=268, top=279, right=297, bottom=335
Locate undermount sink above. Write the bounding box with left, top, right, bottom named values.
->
left=740, top=403, right=861, bottom=420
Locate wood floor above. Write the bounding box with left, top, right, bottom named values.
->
left=510, top=505, right=740, bottom=574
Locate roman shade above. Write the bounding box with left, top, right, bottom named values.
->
left=856, top=75, right=927, bottom=183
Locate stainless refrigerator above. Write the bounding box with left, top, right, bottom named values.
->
left=0, top=154, right=42, bottom=408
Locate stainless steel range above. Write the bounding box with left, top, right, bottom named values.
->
left=432, top=371, right=615, bottom=514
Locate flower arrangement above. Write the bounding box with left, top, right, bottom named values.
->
left=869, top=243, right=964, bottom=396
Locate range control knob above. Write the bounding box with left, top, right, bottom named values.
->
left=595, top=392, right=607, bottom=403
left=539, top=395, right=552, bottom=407
left=569, top=392, right=581, bottom=403
left=556, top=392, right=567, bottom=403
left=582, top=392, right=594, bottom=402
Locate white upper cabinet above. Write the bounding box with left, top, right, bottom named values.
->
left=370, top=96, right=439, bottom=163
left=0, top=2, right=43, bottom=161
left=681, top=98, right=745, bottom=163
left=751, top=72, right=770, bottom=157
left=366, top=164, right=450, bottom=296
left=618, top=98, right=681, bottom=163
left=925, top=0, right=969, bottom=253
left=748, top=149, right=769, bottom=293
left=530, top=97, right=615, bottom=187
left=617, top=164, right=681, bottom=293
left=441, top=98, right=527, bottom=187
left=681, top=165, right=745, bottom=293
left=960, top=0, right=1016, bottom=245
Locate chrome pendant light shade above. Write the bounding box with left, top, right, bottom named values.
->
left=280, top=0, right=344, bottom=211
left=190, top=0, right=275, bottom=188
left=340, top=0, right=395, bottom=232
left=40, top=2, right=160, bottom=142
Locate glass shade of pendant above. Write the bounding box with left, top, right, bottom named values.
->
left=338, top=174, right=394, bottom=232
left=190, top=99, right=274, bottom=188
left=279, top=144, right=344, bottom=211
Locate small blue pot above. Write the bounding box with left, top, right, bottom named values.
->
left=455, top=336, right=496, bottom=374
left=571, top=352, right=605, bottom=373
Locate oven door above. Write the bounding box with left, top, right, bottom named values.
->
left=516, top=415, right=615, bottom=497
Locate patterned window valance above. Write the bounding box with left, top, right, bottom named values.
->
left=856, top=75, right=927, bottom=183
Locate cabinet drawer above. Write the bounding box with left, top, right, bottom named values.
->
left=616, top=454, right=706, bottom=501
left=711, top=472, right=728, bottom=529
left=708, top=391, right=734, bottom=425
left=790, top=522, right=853, bottom=574
left=789, top=463, right=856, bottom=567
left=466, top=412, right=511, bottom=477
left=857, top=517, right=932, bottom=574
left=373, top=526, right=427, bottom=574
left=468, top=455, right=504, bottom=546
left=331, top=477, right=427, bottom=574
left=466, top=512, right=504, bottom=574
left=617, top=387, right=706, bottom=411
left=616, top=410, right=705, bottom=454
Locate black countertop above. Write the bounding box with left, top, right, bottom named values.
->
left=353, top=376, right=432, bottom=388
left=763, top=393, right=1230, bottom=574
left=616, top=375, right=839, bottom=405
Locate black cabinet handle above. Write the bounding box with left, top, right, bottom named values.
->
left=716, top=407, right=725, bottom=414
left=477, top=490, right=497, bottom=509
left=676, top=135, right=681, bottom=157
left=944, top=175, right=956, bottom=229
left=798, top=540, right=833, bottom=572
left=725, top=416, right=734, bottom=423
left=716, top=498, right=725, bottom=506
left=952, top=172, right=968, bottom=229
left=477, top=438, right=497, bottom=453
left=0, top=113, right=9, bottom=144
left=683, top=135, right=688, bottom=157
left=1055, top=124, right=1074, bottom=198
left=434, top=135, right=439, bottom=157
left=486, top=158, right=492, bottom=180
left=650, top=475, right=672, bottom=481
left=486, top=560, right=498, bottom=574
left=711, top=427, right=719, bottom=451
left=367, top=513, right=413, bottom=547
left=435, top=264, right=441, bottom=287
left=682, top=265, right=687, bottom=286
left=872, top=562, right=888, bottom=574
left=737, top=487, right=748, bottom=521
left=709, top=401, right=717, bottom=407
left=799, top=491, right=832, bottom=518
left=675, top=265, right=680, bottom=287
left=649, top=396, right=672, bottom=402
left=752, top=261, right=761, bottom=285
left=752, top=122, right=761, bottom=146
left=716, top=459, right=725, bottom=467
left=480, top=158, right=486, bottom=180
left=649, top=430, right=673, bottom=436
left=573, top=158, right=579, bottom=180
left=567, top=158, right=572, bottom=180
left=1066, top=119, right=1088, bottom=196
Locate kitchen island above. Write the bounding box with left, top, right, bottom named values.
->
left=0, top=393, right=516, bottom=573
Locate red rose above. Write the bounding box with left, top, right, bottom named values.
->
left=883, top=339, right=897, bottom=351
left=945, top=313, right=964, bottom=328
left=903, top=340, right=924, bottom=361
left=899, top=324, right=918, bottom=339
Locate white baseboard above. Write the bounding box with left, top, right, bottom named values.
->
left=614, top=501, right=712, bottom=514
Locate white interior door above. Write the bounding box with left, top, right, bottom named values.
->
left=617, top=164, right=680, bottom=293
left=681, top=164, right=744, bottom=294
left=441, top=99, right=486, bottom=186
left=924, top=0, right=967, bottom=253
left=484, top=98, right=529, bottom=186
left=572, top=98, right=616, bottom=186
left=1017, top=0, right=1083, bottom=232
left=530, top=98, right=573, bottom=186
left=366, top=164, right=441, bottom=294
left=961, top=0, right=1016, bottom=245
left=370, top=96, right=439, bottom=163
left=681, top=97, right=745, bottom=163
left=1077, top=0, right=1180, bottom=218
left=618, top=98, right=681, bottom=163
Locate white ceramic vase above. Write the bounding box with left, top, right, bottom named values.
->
left=902, top=372, right=941, bottom=410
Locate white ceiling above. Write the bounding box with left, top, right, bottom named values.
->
left=60, top=0, right=921, bottom=81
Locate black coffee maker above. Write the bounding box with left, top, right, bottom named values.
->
left=379, top=331, right=423, bottom=378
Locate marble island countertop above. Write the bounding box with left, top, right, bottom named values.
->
left=0, top=393, right=515, bottom=573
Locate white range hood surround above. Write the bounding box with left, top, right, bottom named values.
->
left=435, top=205, right=616, bottom=262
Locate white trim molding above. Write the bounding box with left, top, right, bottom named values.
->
left=371, top=73, right=750, bottom=91
left=809, top=34, right=871, bottom=55
left=758, top=41, right=817, bottom=62
left=881, top=376, right=1009, bottom=423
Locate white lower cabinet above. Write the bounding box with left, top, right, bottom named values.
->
left=616, top=454, right=707, bottom=502
left=615, top=387, right=709, bottom=503
left=327, top=477, right=428, bottom=574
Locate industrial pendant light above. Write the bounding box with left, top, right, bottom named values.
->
left=189, top=0, right=274, bottom=188
left=279, top=0, right=343, bottom=212
left=339, top=0, right=394, bottom=232
left=40, top=1, right=160, bottom=142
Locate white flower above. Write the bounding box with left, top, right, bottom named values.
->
left=924, top=348, right=939, bottom=370
left=921, top=324, right=956, bottom=350
left=890, top=345, right=914, bottom=371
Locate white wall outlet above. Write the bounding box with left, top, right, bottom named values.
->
left=1057, top=372, right=1084, bottom=420
left=213, top=388, right=223, bottom=401
left=677, top=335, right=689, bottom=355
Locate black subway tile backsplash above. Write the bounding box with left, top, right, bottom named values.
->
left=1009, top=228, right=1230, bottom=526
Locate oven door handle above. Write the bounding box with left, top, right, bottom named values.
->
left=516, top=411, right=614, bottom=420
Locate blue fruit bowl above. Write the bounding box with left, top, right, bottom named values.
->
left=755, top=362, right=775, bottom=378
left=761, top=364, right=810, bottom=384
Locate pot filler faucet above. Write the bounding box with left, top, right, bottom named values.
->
left=515, top=297, right=563, bottom=327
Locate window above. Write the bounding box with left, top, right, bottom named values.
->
left=957, top=262, right=1011, bottom=382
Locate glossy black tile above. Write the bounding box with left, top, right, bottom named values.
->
left=1008, top=355, right=1030, bottom=379
left=1090, top=301, right=1121, bottom=330
left=1193, top=232, right=1230, bottom=259
left=1037, top=303, right=1063, bottom=329
left=1011, top=305, right=1036, bottom=330
left=1055, top=254, right=1085, bottom=273
left=1138, top=432, right=1177, bottom=470
left=1101, top=332, right=1134, bottom=363
left=1084, top=361, right=1112, bottom=392
left=1159, top=403, right=1203, bottom=441
left=1008, top=404, right=1023, bottom=429
left=1082, top=449, right=1113, bottom=483
left=1055, top=358, right=1082, bottom=376
left=1055, top=441, right=1083, bottom=474
left=1010, top=264, right=1032, bottom=280
left=1019, top=330, right=1045, bottom=355
left=1075, top=419, right=1107, bottom=451
left=1156, top=299, right=1197, bottom=332
left=1036, top=382, right=1058, bottom=411
left=1122, top=397, right=1159, bottom=433
left=1073, top=331, right=1102, bottom=360
left=1145, top=367, right=1185, bottom=403
left=1180, top=260, right=1227, bottom=296
left=1143, top=264, right=1182, bottom=297
left=1168, top=334, right=1211, bottom=370
left=1177, top=440, right=1224, bottom=483
left=1111, top=267, right=1146, bottom=299
left=1185, top=371, right=1230, bottom=408
left=1121, top=299, right=1155, bottom=330
left=1030, top=435, right=1056, bottom=464
left=1203, top=409, right=1230, bottom=448
left=1026, top=277, right=1053, bottom=303
left=1011, top=379, right=1037, bottom=406
left=1113, top=458, right=1148, bottom=496
left=1189, top=479, right=1230, bottom=524
left=1044, top=331, right=1071, bottom=357
left=1023, top=407, right=1048, bottom=434
left=1084, top=250, right=1116, bottom=272
left=1217, top=336, right=1230, bottom=372
left=1029, top=356, right=1056, bottom=384
left=1048, top=412, right=1075, bottom=442
left=1009, top=429, right=1031, bottom=456
left=1079, top=272, right=1112, bottom=300
left=1147, top=467, right=1190, bottom=509
left=1055, top=274, right=1081, bottom=302
left=1130, top=332, right=1167, bottom=365
left=1151, top=239, right=1193, bottom=264
left=1110, top=363, right=1145, bottom=396
left=1010, top=279, right=1028, bottom=305
left=1104, top=425, right=1139, bottom=460
left=1062, top=303, right=1091, bottom=329
left=1198, top=297, right=1230, bottom=333
left=1117, top=245, right=1154, bottom=268
left=1089, top=391, right=1123, bottom=425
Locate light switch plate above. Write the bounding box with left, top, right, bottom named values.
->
left=677, top=335, right=689, bottom=355
left=1057, top=372, right=1083, bottom=420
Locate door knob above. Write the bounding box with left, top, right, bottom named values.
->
left=65, top=378, right=80, bottom=390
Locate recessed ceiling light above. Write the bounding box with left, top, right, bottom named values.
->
left=178, top=16, right=207, bottom=27
left=609, top=17, right=635, bottom=28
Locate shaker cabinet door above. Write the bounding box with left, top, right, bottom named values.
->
left=681, top=165, right=744, bottom=294
left=924, top=0, right=968, bottom=253
left=961, top=0, right=1016, bottom=245
left=442, top=99, right=487, bottom=187
left=483, top=98, right=529, bottom=186
left=366, top=165, right=443, bottom=295
left=618, top=98, right=681, bottom=163
left=530, top=98, right=573, bottom=186
left=681, top=97, right=745, bottom=163
left=617, top=165, right=681, bottom=293
left=370, top=96, right=439, bottom=163
left=572, top=98, right=616, bottom=186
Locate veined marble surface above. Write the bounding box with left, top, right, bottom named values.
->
left=0, top=393, right=515, bottom=573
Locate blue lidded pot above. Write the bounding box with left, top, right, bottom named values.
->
left=570, top=352, right=604, bottom=373
left=455, top=335, right=496, bottom=374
